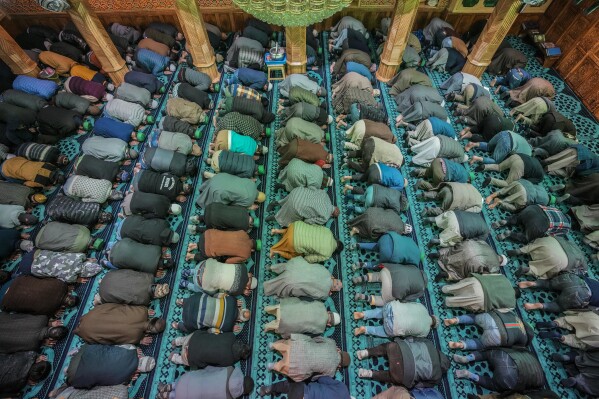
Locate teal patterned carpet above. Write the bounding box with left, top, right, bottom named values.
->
left=7, top=32, right=597, bottom=399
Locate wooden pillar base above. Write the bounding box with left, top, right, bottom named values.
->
left=0, top=26, right=40, bottom=76
left=376, top=62, right=401, bottom=83
left=175, top=0, right=220, bottom=82
left=376, top=0, right=419, bottom=82
left=462, top=0, right=523, bottom=78
left=285, top=26, right=307, bottom=75
left=67, top=0, right=127, bottom=85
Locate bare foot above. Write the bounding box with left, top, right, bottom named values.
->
left=148, top=309, right=156, bottom=317
left=176, top=298, right=184, bottom=306
left=353, top=311, right=364, bottom=320
left=444, top=317, right=459, bottom=327
left=464, top=142, right=476, bottom=152
left=518, top=281, right=537, bottom=289
left=524, top=303, right=544, bottom=311
left=354, top=326, right=366, bottom=336
left=448, top=341, right=465, bottom=349
left=488, top=198, right=501, bottom=209
left=485, top=193, right=497, bottom=205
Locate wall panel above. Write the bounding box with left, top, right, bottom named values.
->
left=542, top=0, right=599, bottom=119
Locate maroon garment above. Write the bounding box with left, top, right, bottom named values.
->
left=66, top=76, right=105, bottom=102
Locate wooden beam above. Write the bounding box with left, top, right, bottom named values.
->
left=461, top=0, right=523, bottom=78
left=0, top=24, right=39, bottom=76
left=286, top=26, right=307, bottom=75
left=67, top=0, right=127, bottom=85
left=376, top=0, right=420, bottom=82
left=175, top=0, right=220, bottom=81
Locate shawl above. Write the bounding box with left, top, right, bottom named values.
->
left=349, top=207, right=406, bottom=241
left=278, top=298, right=328, bottom=338
left=1, top=275, right=66, bottom=316
left=76, top=304, right=148, bottom=344
left=278, top=158, right=325, bottom=192
left=99, top=269, right=154, bottom=305
left=197, top=173, right=258, bottom=208
left=276, top=187, right=334, bottom=226
left=264, top=257, right=332, bottom=299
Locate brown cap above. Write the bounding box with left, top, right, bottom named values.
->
left=339, top=351, right=350, bottom=367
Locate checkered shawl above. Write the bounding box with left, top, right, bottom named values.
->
left=539, top=205, right=571, bottom=236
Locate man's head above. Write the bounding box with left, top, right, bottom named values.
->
left=210, top=82, right=220, bottom=93
left=430, top=315, right=439, bottom=328
left=147, top=317, right=166, bottom=334
left=81, top=260, right=103, bottom=278
left=330, top=278, right=343, bottom=292
left=327, top=311, right=341, bottom=327
left=191, top=143, right=202, bottom=156
left=87, top=105, right=102, bottom=116
left=28, top=361, right=51, bottom=385
left=238, top=308, right=251, bottom=322
left=30, top=193, right=47, bottom=204
left=98, top=212, right=113, bottom=224
left=176, top=32, right=184, bottom=41
left=317, top=86, right=326, bottom=97
left=332, top=207, right=340, bottom=218
left=62, top=294, right=79, bottom=308
left=18, top=213, right=38, bottom=226
left=243, top=377, right=255, bottom=395
left=339, top=351, right=351, bottom=368
left=232, top=340, right=252, bottom=360
left=161, top=258, right=175, bottom=269
left=126, top=147, right=139, bottom=160
left=47, top=326, right=68, bottom=341
left=256, top=191, right=266, bottom=203
left=333, top=240, right=344, bottom=255
left=244, top=272, right=258, bottom=296
left=264, top=82, right=273, bottom=92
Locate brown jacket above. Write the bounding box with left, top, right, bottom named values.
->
left=203, top=229, right=253, bottom=264
left=138, top=38, right=170, bottom=57
left=363, top=120, right=396, bottom=145
left=39, top=51, right=78, bottom=75
left=76, top=303, right=148, bottom=345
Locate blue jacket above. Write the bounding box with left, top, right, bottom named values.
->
left=506, top=68, right=530, bottom=89
left=442, top=158, right=469, bottom=183
left=13, top=75, right=58, bottom=100
left=429, top=117, right=456, bottom=139
left=94, top=117, right=134, bottom=142
left=573, top=144, right=599, bottom=176
left=346, top=61, right=373, bottom=81
left=237, top=68, right=267, bottom=91
left=124, top=70, right=164, bottom=94
left=377, top=163, right=405, bottom=190
left=378, top=232, right=420, bottom=265
left=304, top=377, right=351, bottom=399
left=135, top=48, right=169, bottom=76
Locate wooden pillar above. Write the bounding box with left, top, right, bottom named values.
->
left=67, top=0, right=127, bottom=85
left=285, top=26, right=307, bottom=75
left=175, top=0, right=220, bottom=81
left=462, top=0, right=523, bottom=78
left=376, top=0, right=419, bottom=83
left=0, top=25, right=40, bottom=76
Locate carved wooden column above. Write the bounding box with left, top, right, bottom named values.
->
left=67, top=0, right=127, bottom=85
left=0, top=25, right=40, bottom=76
left=285, top=26, right=307, bottom=74
left=376, top=0, right=419, bottom=82
left=462, top=0, right=523, bottom=78
left=175, top=0, right=220, bottom=81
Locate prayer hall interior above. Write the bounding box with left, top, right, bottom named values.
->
left=0, top=0, right=599, bottom=398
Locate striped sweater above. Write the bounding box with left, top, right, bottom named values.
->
left=291, top=221, right=337, bottom=263
left=104, top=99, right=146, bottom=127
left=276, top=187, right=333, bottom=227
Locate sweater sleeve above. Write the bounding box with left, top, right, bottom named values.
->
left=225, top=256, right=245, bottom=264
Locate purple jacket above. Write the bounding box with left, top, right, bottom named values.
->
left=65, top=76, right=105, bottom=102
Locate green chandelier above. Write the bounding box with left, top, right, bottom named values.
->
left=232, top=0, right=353, bottom=26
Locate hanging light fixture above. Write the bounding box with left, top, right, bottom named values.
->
left=36, top=0, right=71, bottom=12
left=232, top=0, right=353, bottom=26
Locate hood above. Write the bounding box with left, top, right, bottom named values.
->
left=227, top=366, right=245, bottom=398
